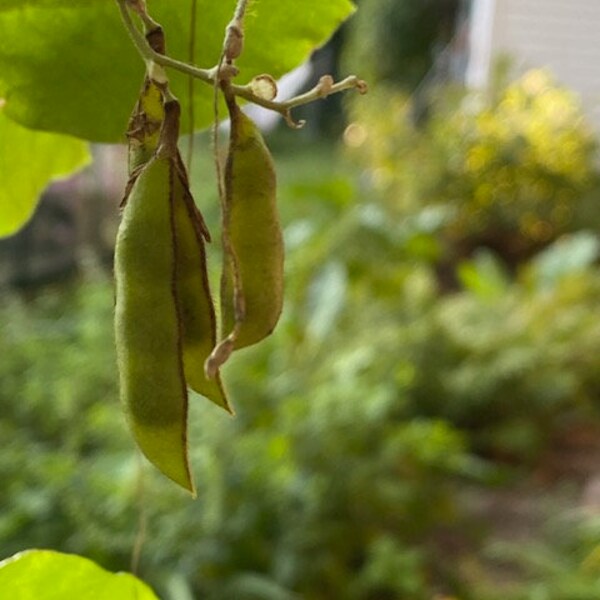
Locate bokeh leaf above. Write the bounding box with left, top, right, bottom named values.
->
left=0, top=549, right=158, bottom=600
left=457, top=250, right=510, bottom=300
left=0, top=0, right=355, bottom=142
left=0, top=108, right=90, bottom=238
left=530, top=231, right=600, bottom=289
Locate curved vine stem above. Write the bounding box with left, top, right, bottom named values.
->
left=186, top=0, right=198, bottom=172
left=116, top=0, right=367, bottom=130
left=233, top=0, right=250, bottom=21
left=212, top=54, right=226, bottom=210
left=233, top=75, right=368, bottom=128
left=117, top=0, right=213, bottom=82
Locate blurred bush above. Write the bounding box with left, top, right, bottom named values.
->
left=2, top=71, right=600, bottom=594
left=0, top=282, right=137, bottom=569
left=0, top=277, right=471, bottom=599
left=2, top=147, right=600, bottom=597
left=346, top=70, right=600, bottom=276
left=476, top=511, right=600, bottom=599
left=343, top=0, right=460, bottom=90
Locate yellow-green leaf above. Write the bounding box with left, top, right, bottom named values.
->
left=0, top=108, right=90, bottom=238
left=0, top=550, right=159, bottom=600
left=0, top=0, right=355, bottom=141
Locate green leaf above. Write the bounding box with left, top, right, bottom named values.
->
left=457, top=250, right=510, bottom=300
left=0, top=0, right=355, bottom=142
left=530, top=231, right=600, bottom=289
left=306, top=261, right=347, bottom=342
left=0, top=550, right=159, bottom=600
left=0, top=108, right=90, bottom=238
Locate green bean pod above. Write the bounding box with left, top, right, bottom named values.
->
left=125, top=73, right=231, bottom=413
left=116, top=99, right=233, bottom=492
left=219, top=97, right=284, bottom=351
left=171, top=153, right=232, bottom=413
left=115, top=109, right=193, bottom=493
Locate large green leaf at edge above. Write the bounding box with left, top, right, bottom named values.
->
left=0, top=107, right=90, bottom=238
left=0, top=0, right=356, bottom=143
left=0, top=549, right=158, bottom=600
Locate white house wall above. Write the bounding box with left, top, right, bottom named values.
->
left=465, top=0, right=498, bottom=88
left=467, top=0, right=600, bottom=128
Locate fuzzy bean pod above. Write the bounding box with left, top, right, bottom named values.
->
left=115, top=129, right=194, bottom=493
left=218, top=97, right=284, bottom=353
left=171, top=154, right=232, bottom=413
left=116, top=99, right=234, bottom=491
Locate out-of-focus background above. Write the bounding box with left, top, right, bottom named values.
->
left=2, top=1, right=600, bottom=598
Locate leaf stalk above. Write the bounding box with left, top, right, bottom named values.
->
left=116, top=0, right=367, bottom=129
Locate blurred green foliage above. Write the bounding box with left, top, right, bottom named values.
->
left=2, top=125, right=600, bottom=598
left=477, top=512, right=600, bottom=600
left=347, top=70, right=600, bottom=265
left=2, top=0, right=599, bottom=596
left=343, top=0, right=460, bottom=89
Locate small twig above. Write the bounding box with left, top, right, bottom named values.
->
left=125, top=0, right=160, bottom=32
left=232, top=75, right=368, bottom=128
left=130, top=452, right=147, bottom=576
left=186, top=0, right=198, bottom=172
left=117, top=0, right=368, bottom=128
left=211, top=0, right=249, bottom=270
left=233, top=0, right=251, bottom=21
left=117, top=0, right=213, bottom=82
left=223, top=0, right=251, bottom=62
left=212, top=55, right=226, bottom=211
left=117, top=0, right=153, bottom=63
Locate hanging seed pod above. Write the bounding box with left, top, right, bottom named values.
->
left=171, top=152, right=232, bottom=413
left=205, top=90, right=284, bottom=377
left=116, top=100, right=231, bottom=492
left=115, top=103, right=194, bottom=493
left=123, top=29, right=230, bottom=412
